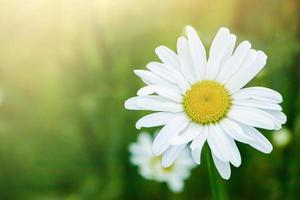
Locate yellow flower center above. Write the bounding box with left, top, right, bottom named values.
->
left=183, top=80, right=231, bottom=125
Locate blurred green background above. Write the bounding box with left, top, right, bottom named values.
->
left=0, top=0, right=299, bottom=199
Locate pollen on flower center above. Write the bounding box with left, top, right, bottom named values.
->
left=183, top=80, right=231, bottom=125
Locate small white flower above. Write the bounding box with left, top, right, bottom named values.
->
left=272, top=128, right=291, bottom=148
left=129, top=132, right=196, bottom=192
left=125, top=26, right=286, bottom=179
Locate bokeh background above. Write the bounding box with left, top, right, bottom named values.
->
left=0, top=0, right=299, bottom=199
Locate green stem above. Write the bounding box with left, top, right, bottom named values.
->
left=205, top=146, right=228, bottom=200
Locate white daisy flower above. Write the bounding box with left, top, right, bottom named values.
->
left=129, top=132, right=196, bottom=192
left=125, top=26, right=287, bottom=179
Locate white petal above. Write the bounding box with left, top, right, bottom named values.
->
left=221, top=34, right=237, bottom=64
left=216, top=125, right=241, bottom=167
left=177, top=36, right=198, bottom=83
left=133, top=70, right=170, bottom=86
left=167, top=178, right=184, bottom=193
left=124, top=96, right=143, bottom=110
left=129, top=142, right=150, bottom=156
left=220, top=118, right=252, bottom=143
left=169, top=123, right=202, bottom=145
left=152, top=115, right=189, bottom=155
left=129, top=133, right=153, bottom=154
left=135, top=112, right=182, bottom=129
left=224, top=137, right=241, bottom=167
left=216, top=41, right=251, bottom=83
left=146, top=62, right=179, bottom=84
left=205, top=57, right=219, bottom=80
left=137, top=85, right=158, bottom=96
left=210, top=34, right=236, bottom=80
left=260, top=110, right=286, bottom=130
left=124, top=96, right=183, bottom=112
left=155, top=88, right=183, bottom=103
left=232, top=86, right=283, bottom=103
left=190, top=126, right=208, bottom=164
left=138, top=132, right=153, bottom=146
left=186, top=26, right=207, bottom=79
left=206, top=27, right=231, bottom=80
left=239, top=123, right=273, bottom=153
left=137, top=85, right=180, bottom=97
left=191, top=148, right=201, bottom=165
left=212, top=153, right=231, bottom=180
left=162, top=144, right=186, bottom=167
left=265, top=110, right=287, bottom=124
left=207, top=125, right=229, bottom=162
left=233, top=99, right=282, bottom=111
left=146, top=62, right=190, bottom=92
left=228, top=105, right=277, bottom=130
left=207, top=125, right=241, bottom=166
left=137, top=84, right=183, bottom=103
left=226, top=51, right=267, bottom=93
left=155, top=46, right=180, bottom=69
left=209, top=27, right=230, bottom=60
left=224, top=49, right=257, bottom=88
